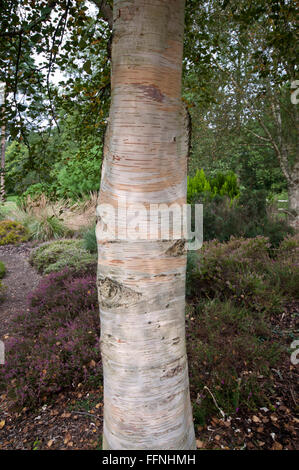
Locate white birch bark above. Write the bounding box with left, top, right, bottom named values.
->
left=96, top=0, right=196, bottom=450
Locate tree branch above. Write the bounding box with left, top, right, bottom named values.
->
left=0, top=1, right=58, bottom=37
left=46, top=0, right=70, bottom=132
left=245, top=127, right=271, bottom=143
left=91, top=0, right=113, bottom=29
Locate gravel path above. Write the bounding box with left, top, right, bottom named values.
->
left=0, top=243, right=41, bottom=340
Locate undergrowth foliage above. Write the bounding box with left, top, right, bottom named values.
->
left=8, top=194, right=73, bottom=241
left=186, top=235, right=298, bottom=423
left=187, top=300, right=282, bottom=423
left=191, top=191, right=293, bottom=247
left=25, top=214, right=72, bottom=241
left=82, top=224, right=97, bottom=253
left=0, top=235, right=297, bottom=419
left=0, top=267, right=101, bottom=408
left=187, top=169, right=240, bottom=202
left=187, top=235, right=299, bottom=311
left=29, top=239, right=97, bottom=274
left=0, top=220, right=29, bottom=245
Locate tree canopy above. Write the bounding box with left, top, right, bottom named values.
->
left=0, top=0, right=297, bottom=202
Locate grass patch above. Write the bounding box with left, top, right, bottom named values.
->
left=24, top=214, right=73, bottom=241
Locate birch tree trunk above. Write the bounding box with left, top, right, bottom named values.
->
left=96, top=0, right=196, bottom=450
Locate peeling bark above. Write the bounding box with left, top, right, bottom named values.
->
left=96, top=0, right=195, bottom=450
left=98, top=277, right=142, bottom=308
left=166, top=239, right=186, bottom=257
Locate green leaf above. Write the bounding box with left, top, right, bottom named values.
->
left=83, top=60, right=92, bottom=74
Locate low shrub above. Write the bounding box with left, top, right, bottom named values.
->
left=187, top=169, right=240, bottom=203
left=13, top=194, right=72, bottom=241
left=268, top=260, right=299, bottom=300
left=0, top=220, right=29, bottom=245
left=16, top=266, right=98, bottom=335
left=82, top=224, right=97, bottom=253
left=187, top=236, right=295, bottom=313
left=276, top=234, right=299, bottom=255
left=187, top=299, right=282, bottom=424
left=29, top=239, right=97, bottom=274
left=0, top=267, right=101, bottom=408
left=269, top=235, right=299, bottom=299
left=193, top=191, right=293, bottom=247
left=188, top=169, right=211, bottom=201
left=25, top=214, right=72, bottom=241
left=0, top=261, right=6, bottom=278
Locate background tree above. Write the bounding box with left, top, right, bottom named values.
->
left=183, top=0, right=298, bottom=226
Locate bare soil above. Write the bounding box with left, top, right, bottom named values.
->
left=0, top=243, right=41, bottom=341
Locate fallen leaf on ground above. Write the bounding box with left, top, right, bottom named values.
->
left=272, top=442, right=283, bottom=450
left=196, top=440, right=204, bottom=449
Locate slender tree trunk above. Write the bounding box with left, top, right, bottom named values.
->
left=288, top=160, right=299, bottom=230
left=268, top=92, right=299, bottom=230
left=96, top=0, right=195, bottom=450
